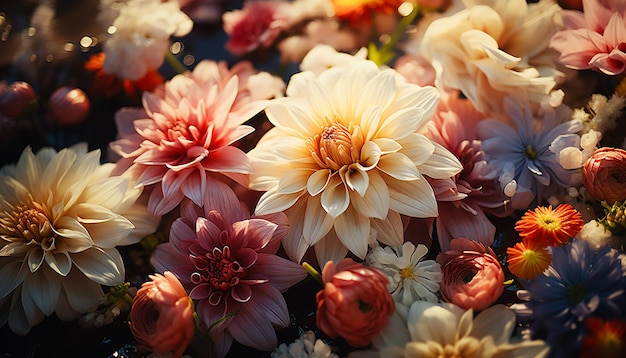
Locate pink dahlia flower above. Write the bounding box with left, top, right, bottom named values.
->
left=425, top=92, right=509, bottom=251
left=550, top=0, right=626, bottom=75
left=151, top=181, right=307, bottom=358
left=436, top=238, right=505, bottom=311
left=109, top=60, right=268, bottom=217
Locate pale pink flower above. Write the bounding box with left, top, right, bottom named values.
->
left=436, top=238, right=505, bottom=311
left=109, top=60, right=268, bottom=217
left=551, top=0, right=626, bottom=75
left=316, top=258, right=394, bottom=347
left=0, top=144, right=157, bottom=335
left=223, top=0, right=289, bottom=56
left=425, top=92, right=509, bottom=251
left=248, top=60, right=462, bottom=265
left=393, top=55, right=436, bottom=87
left=151, top=181, right=307, bottom=358
left=130, top=271, right=195, bottom=358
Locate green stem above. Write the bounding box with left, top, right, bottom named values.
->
left=380, top=4, right=420, bottom=54
left=165, top=51, right=187, bottom=74
left=302, top=262, right=323, bottom=286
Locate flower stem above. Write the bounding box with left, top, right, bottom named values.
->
left=165, top=51, right=187, bottom=74
left=368, top=4, right=420, bottom=66
left=302, top=262, right=323, bottom=286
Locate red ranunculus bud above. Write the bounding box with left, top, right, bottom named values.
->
left=48, top=87, right=90, bottom=126
left=583, top=147, right=626, bottom=205
left=0, top=81, right=36, bottom=118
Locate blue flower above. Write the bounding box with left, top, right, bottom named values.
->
left=514, top=239, right=626, bottom=357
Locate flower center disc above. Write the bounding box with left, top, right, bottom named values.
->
left=309, top=123, right=355, bottom=171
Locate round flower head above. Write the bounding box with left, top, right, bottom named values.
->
left=110, top=60, right=268, bottom=217
left=316, top=258, right=395, bottom=347
left=583, top=147, right=626, bottom=205
left=506, top=238, right=552, bottom=280
left=515, top=203, right=584, bottom=248
left=151, top=181, right=307, bottom=358
left=436, top=238, right=505, bottom=311
left=0, top=145, right=157, bottom=335
left=514, top=239, right=626, bottom=356
left=581, top=317, right=626, bottom=358
left=248, top=59, right=462, bottom=265
left=130, top=271, right=195, bottom=358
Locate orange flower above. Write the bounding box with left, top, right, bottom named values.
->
left=506, top=239, right=551, bottom=280
left=84, top=52, right=163, bottom=100
left=130, top=271, right=195, bottom=358
left=581, top=317, right=626, bottom=358
left=331, top=0, right=404, bottom=24
left=514, top=203, right=584, bottom=247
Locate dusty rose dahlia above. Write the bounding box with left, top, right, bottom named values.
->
left=0, top=145, right=157, bottom=335
left=110, top=60, right=268, bottom=217
left=248, top=60, right=462, bottom=265
left=151, top=181, right=307, bottom=358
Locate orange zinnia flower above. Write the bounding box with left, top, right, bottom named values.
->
left=581, top=317, right=626, bottom=358
left=506, top=239, right=551, bottom=280
left=514, top=203, right=584, bottom=247
left=84, top=52, right=164, bottom=100
left=331, top=0, right=404, bottom=24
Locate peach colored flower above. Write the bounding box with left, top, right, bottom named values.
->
left=316, top=258, right=395, bottom=347
left=436, top=238, right=504, bottom=311
left=223, top=0, right=289, bottom=56
left=420, top=0, right=562, bottom=117
left=506, top=239, right=552, bottom=280
left=550, top=0, right=626, bottom=75
left=581, top=317, right=626, bottom=358
left=47, top=87, right=90, bottom=126
left=130, top=271, right=195, bottom=358
left=583, top=147, right=626, bottom=204
left=151, top=181, right=307, bottom=358
left=514, top=203, right=584, bottom=248
left=248, top=60, right=462, bottom=265
left=109, top=60, right=267, bottom=217
left=0, top=144, right=157, bottom=335
left=331, top=0, right=403, bottom=25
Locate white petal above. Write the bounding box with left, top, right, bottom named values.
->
left=254, top=188, right=302, bottom=215
left=278, top=168, right=312, bottom=195
left=314, top=230, right=349, bottom=267
left=307, top=169, right=332, bottom=196
left=471, top=305, right=515, bottom=344
left=350, top=169, right=389, bottom=219
left=281, top=200, right=311, bottom=263
left=371, top=211, right=404, bottom=247
left=360, top=141, right=382, bottom=169
left=71, top=247, right=124, bottom=286
left=377, top=152, right=421, bottom=181
left=303, top=196, right=334, bottom=245
left=398, top=133, right=435, bottom=165
left=387, top=176, right=438, bottom=218
left=407, top=301, right=461, bottom=345
left=320, top=175, right=350, bottom=218
left=342, top=164, right=369, bottom=197
left=418, top=142, right=463, bottom=179
left=334, top=207, right=369, bottom=259
left=22, top=267, right=60, bottom=316
left=376, top=107, right=426, bottom=140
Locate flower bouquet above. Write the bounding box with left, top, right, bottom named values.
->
left=1, top=0, right=626, bottom=357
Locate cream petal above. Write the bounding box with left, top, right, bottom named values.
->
left=265, top=100, right=319, bottom=136
left=26, top=248, right=44, bottom=273
left=355, top=70, right=397, bottom=122
left=45, top=251, right=72, bottom=276
left=387, top=176, right=438, bottom=218
left=360, top=141, right=382, bottom=170
left=313, top=230, right=349, bottom=268
left=360, top=105, right=383, bottom=141
left=397, top=133, right=435, bottom=166
left=306, top=79, right=336, bottom=123
left=417, top=142, right=463, bottom=179
left=334, top=207, right=369, bottom=259
left=371, top=211, right=404, bottom=247
left=254, top=188, right=302, bottom=216
left=281, top=201, right=311, bottom=263
left=0, top=242, right=30, bottom=257
left=303, top=196, right=334, bottom=246
left=342, top=164, right=369, bottom=197
left=377, top=152, right=421, bottom=181
left=71, top=247, right=124, bottom=286
left=407, top=301, right=462, bottom=345
left=470, top=305, right=515, bottom=345
left=52, top=216, right=94, bottom=248
left=382, top=85, right=440, bottom=126
left=16, top=288, right=46, bottom=331
left=74, top=202, right=121, bottom=224
left=82, top=215, right=135, bottom=249
left=16, top=147, right=44, bottom=199
left=350, top=170, right=389, bottom=219
left=492, top=341, right=550, bottom=358
left=373, top=138, right=402, bottom=154
left=61, top=268, right=106, bottom=315
left=22, top=266, right=60, bottom=316
left=307, top=169, right=332, bottom=196
left=376, top=107, right=426, bottom=141
left=58, top=150, right=102, bottom=209
left=277, top=168, right=311, bottom=195
left=0, top=260, right=28, bottom=298
left=320, top=175, right=350, bottom=218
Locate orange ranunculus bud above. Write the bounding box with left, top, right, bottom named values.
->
left=315, top=258, right=394, bottom=347
left=437, top=238, right=505, bottom=311
left=130, top=271, right=195, bottom=358
left=583, top=147, right=626, bottom=205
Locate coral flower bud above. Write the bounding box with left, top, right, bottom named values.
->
left=315, top=258, right=395, bottom=347
left=130, top=271, right=195, bottom=358
left=0, top=81, right=36, bottom=118
left=48, top=86, right=90, bottom=126
left=583, top=147, right=626, bottom=205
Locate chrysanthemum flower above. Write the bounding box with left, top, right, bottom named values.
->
left=513, top=239, right=626, bottom=356
left=110, top=60, right=268, bottom=217
left=151, top=181, right=307, bottom=358
left=506, top=239, right=551, bottom=280
left=248, top=60, right=462, bottom=265
left=515, top=203, right=584, bottom=248
left=581, top=317, right=626, bottom=358
left=0, top=145, right=157, bottom=335
left=367, top=241, right=442, bottom=305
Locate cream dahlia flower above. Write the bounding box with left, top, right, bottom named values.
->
left=248, top=60, right=462, bottom=265
left=420, top=0, right=562, bottom=117
left=0, top=145, right=157, bottom=335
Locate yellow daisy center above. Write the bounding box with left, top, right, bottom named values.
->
left=536, top=212, right=561, bottom=231
left=400, top=266, right=414, bottom=280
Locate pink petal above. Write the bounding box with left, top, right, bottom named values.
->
left=247, top=254, right=307, bottom=292
left=204, top=146, right=253, bottom=174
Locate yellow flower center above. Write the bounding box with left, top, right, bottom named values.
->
left=536, top=212, right=561, bottom=231
left=0, top=200, right=56, bottom=251
left=400, top=266, right=414, bottom=279
left=525, top=145, right=536, bottom=159
left=309, top=122, right=362, bottom=171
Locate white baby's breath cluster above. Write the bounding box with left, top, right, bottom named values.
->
left=576, top=219, right=613, bottom=250
left=271, top=331, right=338, bottom=358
